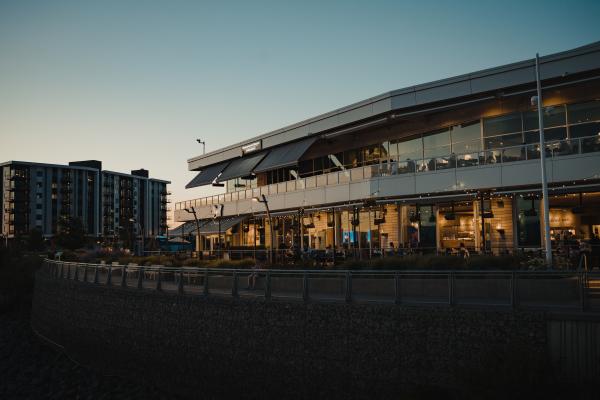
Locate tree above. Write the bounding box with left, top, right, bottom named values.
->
left=55, top=216, right=86, bottom=250
left=26, top=228, right=45, bottom=251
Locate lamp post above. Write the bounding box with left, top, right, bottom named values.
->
left=128, top=218, right=144, bottom=256
left=533, top=53, right=553, bottom=268
left=196, top=139, right=206, bottom=155
left=253, top=194, right=273, bottom=264
left=184, top=207, right=202, bottom=260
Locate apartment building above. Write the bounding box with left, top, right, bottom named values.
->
left=0, top=160, right=170, bottom=243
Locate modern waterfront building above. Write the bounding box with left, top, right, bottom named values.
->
left=175, top=42, right=600, bottom=260
left=1, top=160, right=170, bottom=243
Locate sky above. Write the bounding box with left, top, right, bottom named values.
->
left=1, top=0, right=599, bottom=227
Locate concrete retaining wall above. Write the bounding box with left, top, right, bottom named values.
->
left=30, top=269, right=597, bottom=399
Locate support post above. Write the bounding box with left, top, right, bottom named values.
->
left=137, top=267, right=144, bottom=289
left=156, top=267, right=162, bottom=291
left=345, top=271, right=352, bottom=303
left=448, top=272, right=454, bottom=306
left=94, top=265, right=99, bottom=284
left=265, top=270, right=271, bottom=300
left=178, top=270, right=184, bottom=295
left=232, top=271, right=238, bottom=297
left=394, top=273, right=401, bottom=305
left=73, top=263, right=79, bottom=281
left=121, top=265, right=127, bottom=287
left=203, top=268, right=209, bottom=296
left=83, top=264, right=88, bottom=283
left=302, top=271, right=309, bottom=303
left=106, top=265, right=112, bottom=286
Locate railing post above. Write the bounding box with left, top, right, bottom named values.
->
left=83, top=264, right=88, bottom=283
left=231, top=271, right=238, bottom=298
left=73, top=263, right=79, bottom=281
left=94, top=265, right=99, bottom=284
left=580, top=271, right=587, bottom=312
left=448, top=272, right=454, bottom=306
left=345, top=271, right=352, bottom=303
left=394, top=273, right=401, bottom=305
left=302, top=271, right=309, bottom=303
left=265, top=271, right=271, bottom=301
left=121, top=265, right=127, bottom=287
left=67, top=263, right=71, bottom=280
left=106, top=265, right=112, bottom=286
left=156, top=267, right=162, bottom=291
left=512, top=271, right=518, bottom=309
left=203, top=268, right=209, bottom=296
left=178, top=270, right=185, bottom=295
left=137, top=267, right=144, bottom=289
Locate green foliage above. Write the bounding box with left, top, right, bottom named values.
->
left=55, top=216, right=86, bottom=250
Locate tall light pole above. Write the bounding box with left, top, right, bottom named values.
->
left=253, top=194, right=273, bottom=264
left=196, top=139, right=206, bottom=155
left=184, top=207, right=202, bottom=260
left=128, top=218, right=144, bottom=256
left=534, top=53, right=553, bottom=268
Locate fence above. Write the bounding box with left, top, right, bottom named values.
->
left=42, top=259, right=600, bottom=311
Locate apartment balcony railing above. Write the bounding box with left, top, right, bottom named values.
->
left=176, top=135, right=600, bottom=211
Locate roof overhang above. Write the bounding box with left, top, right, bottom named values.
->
left=188, top=41, right=600, bottom=171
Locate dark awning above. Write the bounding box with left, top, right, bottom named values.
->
left=196, top=216, right=245, bottom=235
left=216, top=152, right=267, bottom=182
left=253, top=137, right=317, bottom=173
left=185, top=161, right=230, bottom=189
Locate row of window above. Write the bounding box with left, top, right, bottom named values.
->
left=257, top=99, right=600, bottom=187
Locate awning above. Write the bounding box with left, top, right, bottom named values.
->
left=253, top=137, right=317, bottom=173
left=168, top=221, right=198, bottom=236
left=216, top=152, right=267, bottom=182
left=185, top=161, right=230, bottom=189
left=196, top=216, right=245, bottom=235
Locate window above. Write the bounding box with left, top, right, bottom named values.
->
left=451, top=121, right=481, bottom=153
left=568, top=100, right=600, bottom=124
left=524, top=127, right=567, bottom=143
left=483, top=113, right=522, bottom=137
left=570, top=121, right=600, bottom=138
left=343, top=149, right=361, bottom=168
left=516, top=197, right=541, bottom=247
left=423, top=129, right=451, bottom=158
left=523, top=105, right=566, bottom=131
left=396, top=136, right=423, bottom=161
left=484, top=133, right=523, bottom=149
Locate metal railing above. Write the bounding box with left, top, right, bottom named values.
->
left=176, top=134, right=600, bottom=211
left=42, top=259, right=600, bottom=311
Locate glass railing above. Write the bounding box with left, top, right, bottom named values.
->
left=175, top=135, right=600, bottom=211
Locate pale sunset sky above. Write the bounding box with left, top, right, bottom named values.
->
left=1, top=0, right=599, bottom=227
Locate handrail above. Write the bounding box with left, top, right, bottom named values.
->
left=175, top=134, right=600, bottom=211
left=42, top=259, right=600, bottom=311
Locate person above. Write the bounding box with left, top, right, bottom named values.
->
left=459, top=242, right=470, bottom=259
left=247, top=260, right=261, bottom=290
left=387, top=242, right=395, bottom=257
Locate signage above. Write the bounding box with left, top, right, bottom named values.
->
left=242, top=141, right=261, bottom=154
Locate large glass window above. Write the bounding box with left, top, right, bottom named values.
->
left=344, top=149, right=361, bottom=168
left=396, top=137, right=423, bottom=161
left=423, top=129, right=451, bottom=158
left=570, top=121, right=600, bottom=139
left=483, top=112, right=522, bottom=137
left=516, top=197, right=541, bottom=247
left=451, top=121, right=481, bottom=154
left=567, top=100, right=600, bottom=124
left=523, top=105, right=566, bottom=131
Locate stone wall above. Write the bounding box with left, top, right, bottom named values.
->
left=31, top=269, right=558, bottom=398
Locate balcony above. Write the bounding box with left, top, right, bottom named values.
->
left=175, top=135, right=600, bottom=221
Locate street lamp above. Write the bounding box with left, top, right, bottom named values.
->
left=184, top=207, right=202, bottom=260
left=533, top=53, right=553, bottom=268
left=253, top=194, right=273, bottom=264
left=128, top=218, right=144, bottom=256
left=196, top=139, right=206, bottom=155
